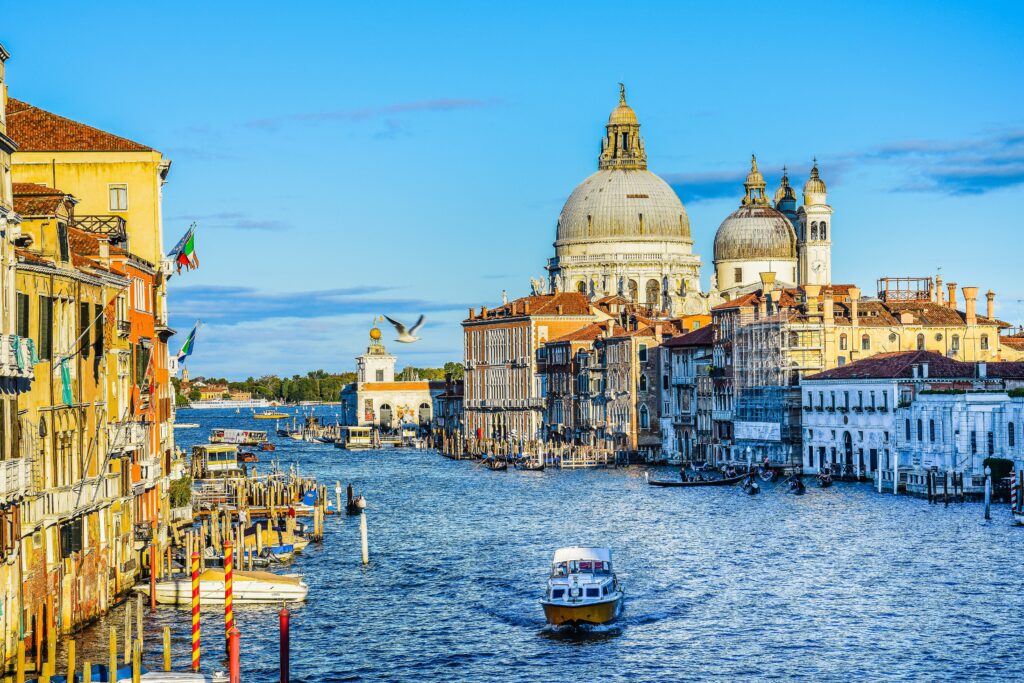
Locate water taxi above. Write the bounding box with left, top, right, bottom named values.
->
left=210, top=428, right=269, bottom=446
left=139, top=569, right=308, bottom=605
left=335, top=426, right=374, bottom=450
left=191, top=444, right=243, bottom=479
left=254, top=410, right=290, bottom=420
left=540, top=547, right=623, bottom=626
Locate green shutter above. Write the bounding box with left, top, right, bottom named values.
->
left=38, top=296, right=52, bottom=361
left=16, top=293, right=29, bottom=338
left=79, top=302, right=90, bottom=359
left=94, top=304, right=104, bottom=355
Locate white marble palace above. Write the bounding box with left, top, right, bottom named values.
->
left=541, top=85, right=834, bottom=311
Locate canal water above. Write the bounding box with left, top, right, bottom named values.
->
left=66, top=408, right=1022, bottom=681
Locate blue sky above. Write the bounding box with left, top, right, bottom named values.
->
left=5, top=1, right=1024, bottom=378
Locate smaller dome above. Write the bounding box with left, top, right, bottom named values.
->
left=369, top=327, right=382, bottom=341
left=773, top=167, right=796, bottom=205
left=608, top=102, right=638, bottom=126
left=745, top=154, right=765, bottom=187
left=714, top=204, right=797, bottom=262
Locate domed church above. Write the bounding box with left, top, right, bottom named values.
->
left=544, top=85, right=711, bottom=315
left=712, top=156, right=833, bottom=299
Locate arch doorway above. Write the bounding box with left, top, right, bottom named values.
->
left=843, top=431, right=853, bottom=469
left=645, top=279, right=660, bottom=307
left=418, top=402, right=431, bottom=426
left=379, top=404, right=393, bottom=431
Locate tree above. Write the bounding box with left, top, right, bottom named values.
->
left=443, top=362, right=465, bottom=380
left=188, top=388, right=201, bottom=401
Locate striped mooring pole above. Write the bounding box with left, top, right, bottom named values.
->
left=191, top=551, right=201, bottom=672
left=224, top=539, right=234, bottom=653
left=1011, top=467, right=1018, bottom=513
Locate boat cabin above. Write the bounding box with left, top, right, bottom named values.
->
left=343, top=426, right=373, bottom=450
left=192, top=444, right=242, bottom=479
left=210, top=428, right=268, bottom=445
left=547, top=547, right=617, bottom=602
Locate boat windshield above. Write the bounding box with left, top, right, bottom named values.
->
left=551, top=560, right=611, bottom=576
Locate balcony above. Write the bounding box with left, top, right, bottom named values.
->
left=0, top=334, right=34, bottom=380
left=139, top=456, right=162, bottom=484
left=109, top=422, right=148, bottom=453
left=71, top=215, right=128, bottom=244
left=117, top=320, right=131, bottom=338
left=0, top=458, right=29, bottom=499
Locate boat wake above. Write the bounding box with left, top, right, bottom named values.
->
left=539, top=622, right=623, bottom=641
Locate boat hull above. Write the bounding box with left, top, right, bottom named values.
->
left=142, top=573, right=308, bottom=605
left=541, top=595, right=622, bottom=626
left=648, top=473, right=747, bottom=487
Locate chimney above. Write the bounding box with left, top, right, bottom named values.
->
left=759, top=271, right=776, bottom=292
left=524, top=301, right=530, bottom=315
left=481, top=306, right=488, bottom=318
left=654, top=323, right=663, bottom=340
left=986, top=290, right=995, bottom=320
left=606, top=319, right=615, bottom=337
left=922, top=361, right=929, bottom=378
left=963, top=286, right=978, bottom=326
left=848, top=286, right=861, bottom=327
left=936, top=275, right=944, bottom=305
left=978, top=361, right=987, bottom=379
left=823, top=293, right=834, bottom=325
left=468, top=307, right=475, bottom=320
left=758, top=294, right=768, bottom=318
left=947, top=282, right=957, bottom=310
left=556, top=304, right=563, bottom=315
left=98, top=238, right=110, bottom=265
left=805, top=285, right=821, bottom=318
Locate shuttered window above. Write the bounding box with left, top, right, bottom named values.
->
left=38, top=296, right=53, bottom=361
left=94, top=304, right=104, bottom=356
left=16, top=293, right=29, bottom=338
left=79, top=302, right=91, bottom=359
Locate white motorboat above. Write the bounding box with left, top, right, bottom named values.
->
left=138, top=569, right=308, bottom=605
left=540, top=546, right=623, bottom=626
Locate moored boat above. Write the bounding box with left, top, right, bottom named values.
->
left=646, top=472, right=746, bottom=487
left=139, top=569, right=308, bottom=605
left=210, top=428, right=269, bottom=446
left=335, top=426, right=374, bottom=450
left=484, top=457, right=508, bottom=471
left=254, top=410, right=290, bottom=420
left=540, top=547, right=623, bottom=627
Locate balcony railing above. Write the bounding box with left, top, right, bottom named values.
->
left=0, top=334, right=34, bottom=381
left=109, top=421, right=148, bottom=453
left=117, top=320, right=131, bottom=338
left=0, top=458, right=29, bottom=499
left=139, top=456, right=162, bottom=484
left=71, top=215, right=128, bottom=244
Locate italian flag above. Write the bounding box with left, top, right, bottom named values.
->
left=171, top=224, right=199, bottom=273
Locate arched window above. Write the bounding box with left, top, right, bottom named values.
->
left=811, top=222, right=818, bottom=240
left=639, top=374, right=648, bottom=392
left=576, top=281, right=586, bottom=294
left=639, top=405, right=650, bottom=429
left=628, top=280, right=638, bottom=302
left=839, top=334, right=848, bottom=351
left=646, top=279, right=660, bottom=307
left=917, top=419, right=923, bottom=441
left=820, top=222, right=827, bottom=240
left=1009, top=422, right=1016, bottom=448
left=905, top=418, right=911, bottom=440
left=861, top=334, right=871, bottom=350
left=981, top=334, right=989, bottom=350
left=917, top=333, right=925, bottom=350
left=951, top=334, right=960, bottom=352
left=929, top=419, right=935, bottom=441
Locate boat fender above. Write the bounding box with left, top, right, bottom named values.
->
left=569, top=587, right=581, bottom=598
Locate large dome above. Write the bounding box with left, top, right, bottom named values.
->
left=714, top=204, right=797, bottom=261
left=555, top=169, right=691, bottom=245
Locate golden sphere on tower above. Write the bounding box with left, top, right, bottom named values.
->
left=369, top=327, right=382, bottom=341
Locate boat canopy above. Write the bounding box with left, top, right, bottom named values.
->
left=194, top=444, right=238, bottom=455
left=346, top=426, right=372, bottom=434
left=552, top=546, right=612, bottom=564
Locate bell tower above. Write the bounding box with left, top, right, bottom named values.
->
left=598, top=84, right=646, bottom=171
left=797, top=160, right=832, bottom=285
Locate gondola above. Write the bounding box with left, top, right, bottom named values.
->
left=485, top=458, right=508, bottom=471
left=788, top=476, right=806, bottom=495
left=646, top=472, right=747, bottom=488
left=742, top=476, right=760, bottom=495
left=515, top=457, right=545, bottom=471
left=817, top=472, right=833, bottom=488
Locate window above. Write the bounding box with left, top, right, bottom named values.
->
left=639, top=406, right=649, bottom=429
left=375, top=369, right=384, bottom=382
left=57, top=223, right=70, bottom=262
left=951, top=334, right=960, bottom=352
left=79, top=302, right=90, bottom=359
left=905, top=419, right=911, bottom=440
left=820, top=222, right=827, bottom=240
left=839, top=334, right=848, bottom=351
left=38, top=295, right=53, bottom=361
left=987, top=431, right=994, bottom=455
left=917, top=419, right=923, bottom=441
left=638, top=344, right=648, bottom=362
left=94, top=304, right=104, bottom=357
left=734, top=267, right=742, bottom=283
left=970, top=431, right=977, bottom=454
left=916, top=334, right=925, bottom=350
left=109, top=184, right=128, bottom=211
left=639, top=374, right=648, bottom=392
left=811, top=222, right=818, bottom=240
left=16, top=293, right=29, bottom=338
left=861, top=334, right=870, bottom=351
left=662, top=375, right=668, bottom=390
left=981, top=334, right=989, bottom=350
left=1010, top=422, right=1016, bottom=449
left=929, top=420, right=935, bottom=442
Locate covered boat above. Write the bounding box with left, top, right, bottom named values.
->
left=139, top=569, right=308, bottom=605
left=210, top=428, right=269, bottom=446
left=540, top=546, right=623, bottom=626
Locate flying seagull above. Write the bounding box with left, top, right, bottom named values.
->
left=383, top=314, right=425, bottom=343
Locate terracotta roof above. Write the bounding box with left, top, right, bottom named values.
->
left=15, top=248, right=51, bottom=265
left=548, top=322, right=622, bottom=344
left=68, top=226, right=101, bottom=255
left=6, top=97, right=152, bottom=152
left=471, top=292, right=592, bottom=320
left=802, top=350, right=1024, bottom=381
left=662, top=323, right=715, bottom=348
left=1000, top=336, right=1024, bottom=352
left=12, top=182, right=72, bottom=216
left=712, top=288, right=801, bottom=311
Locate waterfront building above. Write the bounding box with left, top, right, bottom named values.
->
left=340, top=326, right=433, bottom=430
left=537, top=322, right=609, bottom=443
left=712, top=275, right=1011, bottom=466
left=661, top=324, right=715, bottom=463
left=544, top=86, right=711, bottom=316
left=197, top=383, right=229, bottom=401
left=463, top=292, right=599, bottom=440
left=0, top=42, right=36, bottom=669
left=431, top=374, right=464, bottom=436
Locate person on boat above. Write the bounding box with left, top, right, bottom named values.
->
left=679, top=469, right=689, bottom=482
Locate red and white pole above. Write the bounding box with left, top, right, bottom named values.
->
left=191, top=551, right=201, bottom=672
left=224, top=539, right=234, bottom=653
